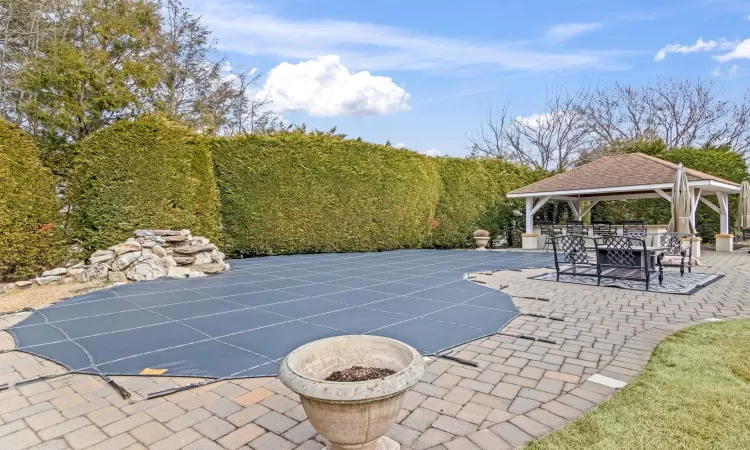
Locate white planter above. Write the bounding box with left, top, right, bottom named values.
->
left=279, top=336, right=425, bottom=450
left=474, top=236, right=490, bottom=250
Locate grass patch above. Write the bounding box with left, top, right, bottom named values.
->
left=526, top=320, right=750, bottom=450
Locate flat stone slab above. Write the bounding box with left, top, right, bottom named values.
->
left=587, top=374, right=628, bottom=389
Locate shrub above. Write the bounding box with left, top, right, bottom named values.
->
left=428, top=158, right=542, bottom=248
left=68, top=115, right=220, bottom=251
left=0, top=120, right=66, bottom=280
left=212, top=133, right=441, bottom=256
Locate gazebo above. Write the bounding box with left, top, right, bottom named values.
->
left=507, top=153, right=742, bottom=252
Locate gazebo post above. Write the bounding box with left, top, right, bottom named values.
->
left=567, top=200, right=582, bottom=220
left=715, top=192, right=733, bottom=252
left=522, top=197, right=538, bottom=250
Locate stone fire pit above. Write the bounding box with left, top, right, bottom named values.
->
left=279, top=335, right=425, bottom=450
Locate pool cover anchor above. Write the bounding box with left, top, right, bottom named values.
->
left=497, top=332, right=557, bottom=345
left=522, top=311, right=564, bottom=321
left=144, top=380, right=221, bottom=400
left=0, top=372, right=70, bottom=392
left=433, top=352, right=479, bottom=367
left=510, top=294, right=551, bottom=302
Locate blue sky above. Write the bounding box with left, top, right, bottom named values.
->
left=186, top=0, right=750, bottom=156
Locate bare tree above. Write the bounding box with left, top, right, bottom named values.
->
left=222, top=69, right=283, bottom=135
left=583, top=78, right=750, bottom=155
left=467, top=87, right=593, bottom=170
left=471, top=79, right=750, bottom=169
left=157, top=0, right=237, bottom=132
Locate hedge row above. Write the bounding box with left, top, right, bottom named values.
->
left=591, top=143, right=748, bottom=243
left=67, top=115, right=221, bottom=252
left=212, top=134, right=442, bottom=255
left=428, top=158, right=542, bottom=248
left=64, top=122, right=540, bottom=257
left=0, top=121, right=66, bottom=280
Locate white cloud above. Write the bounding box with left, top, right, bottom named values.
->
left=655, top=38, right=738, bottom=61
left=249, top=67, right=258, bottom=76
left=393, top=142, right=407, bottom=149
left=545, top=23, right=603, bottom=42
left=259, top=55, right=409, bottom=116
left=729, top=64, right=740, bottom=76
left=714, top=39, right=750, bottom=62
left=183, top=0, right=620, bottom=73
left=712, top=66, right=722, bottom=77
left=515, top=112, right=552, bottom=128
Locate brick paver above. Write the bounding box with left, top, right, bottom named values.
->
left=0, top=250, right=747, bottom=449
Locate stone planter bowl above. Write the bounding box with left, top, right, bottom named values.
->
left=474, top=236, right=490, bottom=250
left=279, top=335, right=425, bottom=450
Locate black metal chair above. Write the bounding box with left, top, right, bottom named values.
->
left=659, top=232, right=693, bottom=275
left=539, top=221, right=563, bottom=250
left=566, top=220, right=589, bottom=236
left=550, top=235, right=597, bottom=281
left=594, top=235, right=660, bottom=290
left=621, top=220, right=645, bottom=235
left=592, top=221, right=616, bottom=237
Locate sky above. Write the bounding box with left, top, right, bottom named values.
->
left=185, top=0, right=750, bottom=156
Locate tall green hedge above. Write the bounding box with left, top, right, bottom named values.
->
left=68, top=115, right=220, bottom=251
left=212, top=134, right=441, bottom=256
left=0, top=121, right=66, bottom=280
left=428, top=158, right=543, bottom=248
left=591, top=143, right=748, bottom=243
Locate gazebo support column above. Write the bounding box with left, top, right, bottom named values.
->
left=522, top=196, right=551, bottom=250
left=715, top=192, right=733, bottom=252
left=523, top=198, right=538, bottom=249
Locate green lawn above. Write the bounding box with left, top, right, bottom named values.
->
left=526, top=319, right=750, bottom=450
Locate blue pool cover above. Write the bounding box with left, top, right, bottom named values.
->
left=8, top=250, right=551, bottom=379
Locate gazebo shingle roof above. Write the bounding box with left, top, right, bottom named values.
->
left=508, top=153, right=738, bottom=196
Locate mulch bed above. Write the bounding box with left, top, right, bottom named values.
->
left=325, top=366, right=396, bottom=382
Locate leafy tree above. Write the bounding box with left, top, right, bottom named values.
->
left=11, top=0, right=163, bottom=175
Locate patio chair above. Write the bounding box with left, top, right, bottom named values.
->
left=659, top=232, right=693, bottom=275
left=621, top=220, right=645, bottom=235
left=594, top=235, right=658, bottom=290
left=539, top=221, right=563, bottom=250
left=550, top=235, right=597, bottom=281
left=592, top=221, right=616, bottom=237
left=566, top=220, right=589, bottom=236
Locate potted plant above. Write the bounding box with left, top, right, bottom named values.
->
left=279, top=335, right=425, bottom=450
left=473, top=229, right=490, bottom=250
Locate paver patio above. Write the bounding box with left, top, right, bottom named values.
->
left=1, top=250, right=748, bottom=450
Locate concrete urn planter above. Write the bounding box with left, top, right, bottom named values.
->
left=473, top=229, right=490, bottom=250
left=279, top=335, right=425, bottom=450
left=473, top=236, right=490, bottom=250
